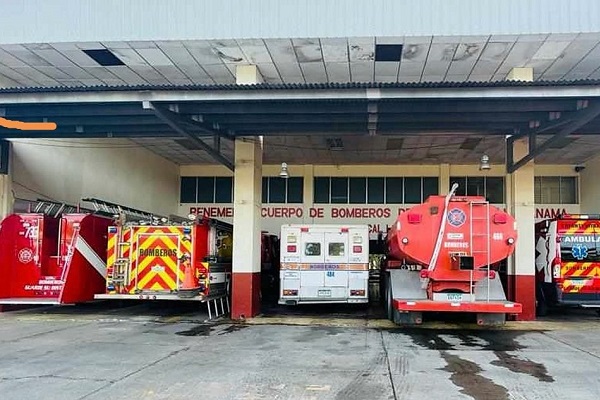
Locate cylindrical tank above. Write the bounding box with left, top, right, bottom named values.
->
left=387, top=195, right=517, bottom=269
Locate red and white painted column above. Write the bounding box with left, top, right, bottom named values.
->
left=508, top=138, right=536, bottom=320
left=231, top=136, right=263, bottom=319
left=231, top=65, right=264, bottom=319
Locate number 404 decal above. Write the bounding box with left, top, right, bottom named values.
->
left=326, top=271, right=335, bottom=277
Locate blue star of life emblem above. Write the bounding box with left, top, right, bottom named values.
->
left=571, top=244, right=588, bottom=261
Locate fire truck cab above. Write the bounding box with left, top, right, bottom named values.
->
left=535, top=214, right=600, bottom=315
left=279, top=224, right=369, bottom=305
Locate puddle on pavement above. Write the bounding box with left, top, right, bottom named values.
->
left=441, top=350, right=509, bottom=400
left=175, top=324, right=248, bottom=337
left=492, top=351, right=554, bottom=382
left=393, top=328, right=555, bottom=396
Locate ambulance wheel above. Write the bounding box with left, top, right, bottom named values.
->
left=536, top=285, right=548, bottom=317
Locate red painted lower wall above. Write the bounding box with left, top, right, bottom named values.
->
left=231, top=272, right=261, bottom=319
left=507, top=274, right=536, bottom=321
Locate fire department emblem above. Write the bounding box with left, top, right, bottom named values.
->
left=447, top=208, right=466, bottom=227
left=571, top=244, right=588, bottom=261
left=18, top=248, right=34, bottom=264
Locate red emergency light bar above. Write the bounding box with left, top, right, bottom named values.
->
left=341, top=227, right=348, bottom=232
left=561, top=214, right=600, bottom=220
left=300, top=227, right=309, bottom=232
left=287, top=245, right=297, bottom=253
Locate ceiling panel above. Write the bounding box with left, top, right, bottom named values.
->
left=299, top=62, right=328, bottom=83
left=109, top=48, right=148, bottom=66
left=350, top=61, right=373, bottom=82
left=325, top=62, right=350, bottom=82
left=255, top=63, right=281, bottom=83
left=108, top=66, right=148, bottom=85
left=184, top=42, right=225, bottom=65
left=348, top=37, right=374, bottom=62
left=202, top=64, right=235, bottom=84
left=494, top=41, right=544, bottom=77
left=236, top=39, right=273, bottom=64
left=321, top=38, right=348, bottom=63
left=128, top=65, right=166, bottom=84
left=292, top=38, right=323, bottom=63
left=541, top=39, right=599, bottom=79
left=3, top=46, right=51, bottom=67
left=210, top=40, right=248, bottom=64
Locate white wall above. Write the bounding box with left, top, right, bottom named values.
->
left=11, top=139, right=179, bottom=216
left=580, top=154, right=600, bottom=213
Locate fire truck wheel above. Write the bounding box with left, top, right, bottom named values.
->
left=385, top=274, right=394, bottom=322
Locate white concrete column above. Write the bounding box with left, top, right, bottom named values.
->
left=236, top=65, right=264, bottom=85
left=507, top=67, right=533, bottom=81
left=439, top=163, right=450, bottom=195
left=579, top=155, right=600, bottom=213
left=303, top=165, right=314, bottom=223
left=0, top=142, right=13, bottom=219
left=231, top=137, right=263, bottom=319
left=0, top=174, right=13, bottom=219
left=509, top=138, right=536, bottom=320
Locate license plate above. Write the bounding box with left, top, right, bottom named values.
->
left=446, top=293, right=463, bottom=301
left=318, top=289, right=331, bottom=297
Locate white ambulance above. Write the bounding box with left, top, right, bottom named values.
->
left=279, top=224, right=370, bottom=305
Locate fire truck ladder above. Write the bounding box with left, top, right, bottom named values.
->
left=81, top=198, right=159, bottom=222
left=31, top=199, right=85, bottom=218
left=108, top=226, right=130, bottom=292
left=469, top=200, right=491, bottom=302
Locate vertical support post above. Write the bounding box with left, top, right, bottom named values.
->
left=303, top=165, right=314, bottom=223
left=439, top=163, right=450, bottom=195
left=508, top=138, right=536, bottom=320
left=0, top=140, right=13, bottom=220
left=231, top=137, right=263, bottom=319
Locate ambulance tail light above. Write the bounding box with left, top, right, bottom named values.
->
left=353, top=245, right=362, bottom=253
left=287, top=245, right=297, bottom=253
left=553, top=263, right=561, bottom=279
left=350, top=290, right=366, bottom=296
left=407, top=213, right=422, bottom=224
left=283, top=289, right=298, bottom=296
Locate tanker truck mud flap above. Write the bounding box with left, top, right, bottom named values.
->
left=387, top=269, right=427, bottom=325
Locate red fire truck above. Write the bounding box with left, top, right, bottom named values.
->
left=381, top=184, right=522, bottom=325
left=0, top=204, right=111, bottom=305
left=535, top=214, right=600, bottom=315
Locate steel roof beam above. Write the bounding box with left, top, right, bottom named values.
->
left=507, top=100, right=600, bottom=173
left=145, top=101, right=234, bottom=171
left=4, top=85, right=600, bottom=104
left=0, top=132, right=180, bottom=139
left=1, top=104, right=151, bottom=118
left=151, top=103, right=234, bottom=141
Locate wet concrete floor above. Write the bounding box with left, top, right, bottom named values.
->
left=0, top=301, right=598, bottom=399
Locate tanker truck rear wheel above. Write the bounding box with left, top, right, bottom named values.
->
left=384, top=273, right=393, bottom=321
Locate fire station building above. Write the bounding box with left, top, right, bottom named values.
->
left=1, top=0, right=600, bottom=320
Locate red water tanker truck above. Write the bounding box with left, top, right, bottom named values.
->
left=381, top=183, right=522, bottom=325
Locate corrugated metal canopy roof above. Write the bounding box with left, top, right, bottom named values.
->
left=1, top=79, right=600, bottom=93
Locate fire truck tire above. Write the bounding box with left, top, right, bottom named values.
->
left=384, top=273, right=393, bottom=322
